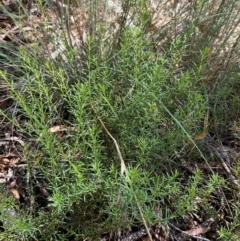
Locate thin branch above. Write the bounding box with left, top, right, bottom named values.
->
left=92, top=107, right=126, bottom=176
left=168, top=222, right=212, bottom=241
left=91, top=104, right=153, bottom=241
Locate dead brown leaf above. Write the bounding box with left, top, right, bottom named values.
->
left=9, top=188, right=20, bottom=200
left=48, top=125, right=77, bottom=133
left=185, top=226, right=210, bottom=236
left=0, top=158, right=10, bottom=165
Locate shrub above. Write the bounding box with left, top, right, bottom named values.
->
left=0, top=0, right=239, bottom=240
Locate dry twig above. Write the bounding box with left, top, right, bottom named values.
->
left=168, top=222, right=211, bottom=241
left=91, top=103, right=153, bottom=241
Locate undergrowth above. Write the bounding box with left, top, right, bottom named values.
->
left=0, top=0, right=240, bottom=240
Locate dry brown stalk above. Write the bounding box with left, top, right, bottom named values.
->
left=91, top=103, right=153, bottom=241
